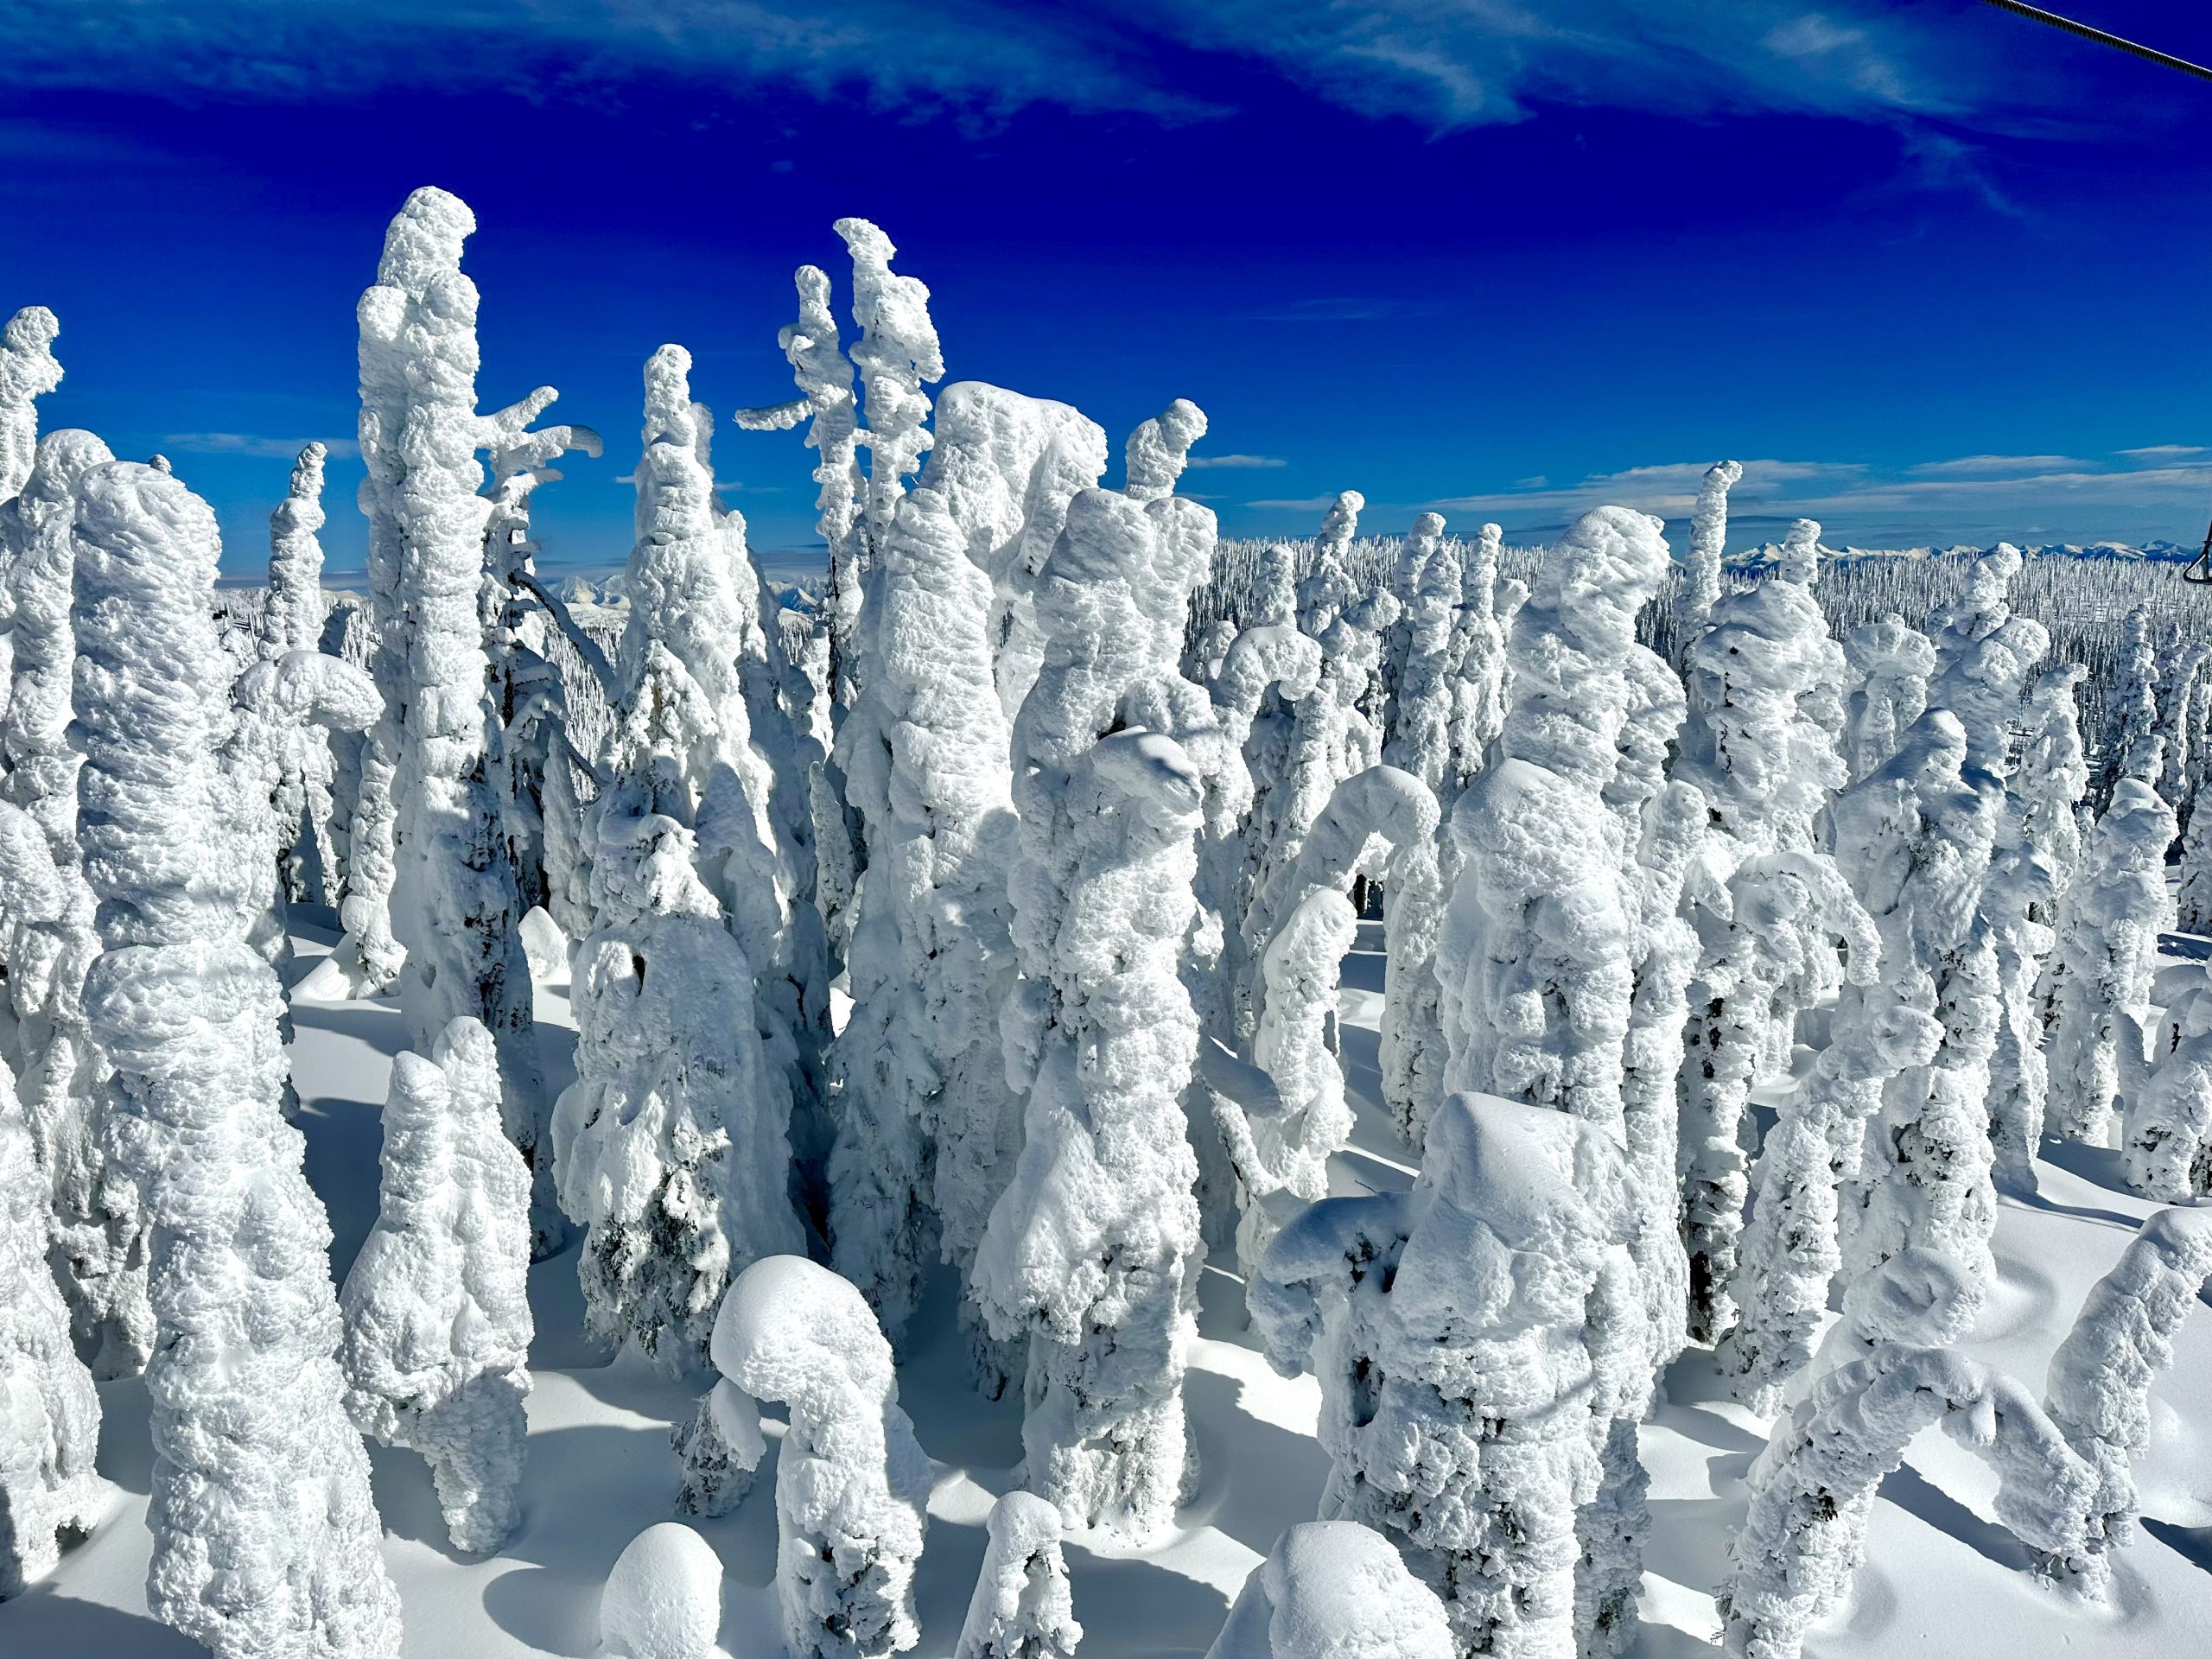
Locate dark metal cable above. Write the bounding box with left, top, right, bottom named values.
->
left=1975, top=0, right=2212, bottom=83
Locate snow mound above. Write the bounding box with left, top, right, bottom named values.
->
left=601, top=1522, right=723, bottom=1659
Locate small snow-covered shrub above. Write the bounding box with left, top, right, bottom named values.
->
left=953, top=1491, right=1082, bottom=1659
left=1203, top=1521, right=1454, bottom=1659
left=601, top=1522, right=723, bottom=1659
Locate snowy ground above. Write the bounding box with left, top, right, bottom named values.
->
left=8, top=916, right=2212, bottom=1658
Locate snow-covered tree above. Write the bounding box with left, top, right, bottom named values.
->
left=2022, top=664, right=2090, bottom=891
left=1719, top=1344, right=2094, bottom=1659
left=952, top=1491, right=1082, bottom=1659
left=2100, top=611, right=2162, bottom=806
left=2050, top=778, right=2177, bottom=1145
left=353, top=185, right=591, bottom=1254
left=842, top=218, right=944, bottom=560
left=263, top=442, right=350, bottom=906
left=2121, top=966, right=2212, bottom=1198
left=1447, top=521, right=1509, bottom=784
left=1124, top=397, right=1205, bottom=503
left=2041, top=1205, right=2212, bottom=1593
left=73, top=458, right=400, bottom=1659
left=1252, top=1091, right=1636, bottom=1658
left=1380, top=512, right=1458, bottom=792
left=709, top=1255, right=930, bottom=1659
left=550, top=347, right=806, bottom=1376
left=1202, top=1522, right=1455, bottom=1659
left=0, top=1046, right=103, bottom=1599
left=830, top=484, right=1021, bottom=1355
left=341, top=1016, right=531, bottom=1553
left=0, top=427, right=149, bottom=1375
left=1840, top=616, right=1933, bottom=784
left=1681, top=458, right=1743, bottom=638
left=974, top=486, right=1214, bottom=1541
left=1249, top=541, right=1297, bottom=630
left=0, top=304, right=61, bottom=501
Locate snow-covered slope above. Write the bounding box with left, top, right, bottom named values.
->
left=6, top=913, right=2211, bottom=1658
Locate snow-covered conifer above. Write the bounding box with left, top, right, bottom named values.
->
left=1840, top=616, right=1933, bottom=783
left=709, top=1256, right=930, bottom=1659
left=1682, top=458, right=1743, bottom=636
left=1124, top=397, right=1205, bottom=503
left=953, top=1491, right=1082, bottom=1659
left=2121, top=965, right=2212, bottom=1198
left=974, top=486, right=1213, bottom=1541
left=0, top=305, right=61, bottom=501
left=550, top=347, right=806, bottom=1375
left=73, top=458, right=399, bottom=1659
left=1248, top=542, right=1297, bottom=630
left=840, top=217, right=944, bottom=556
left=353, top=185, right=589, bottom=1252
left=2050, top=778, right=2177, bottom=1145
left=0, top=1048, right=104, bottom=1599
left=1447, top=520, right=1509, bottom=783
left=341, top=1016, right=532, bottom=1552
left=263, top=442, right=347, bottom=905
left=1719, top=1344, right=2094, bottom=1659
left=829, top=485, right=1021, bottom=1354
left=2041, top=1205, right=2212, bottom=1592
left=0, top=428, right=150, bottom=1374
left=1251, top=1092, right=1635, bottom=1658
left=1380, top=512, right=1458, bottom=792
left=1202, top=1522, right=1454, bottom=1659
left=2102, top=611, right=2163, bottom=804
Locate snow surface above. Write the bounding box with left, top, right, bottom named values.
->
left=9, top=909, right=2212, bottom=1657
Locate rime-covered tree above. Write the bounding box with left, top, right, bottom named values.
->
left=550, top=347, right=806, bottom=1375
left=352, top=185, right=591, bottom=1253
left=1840, top=615, right=1933, bottom=784
left=952, top=1491, right=1082, bottom=1659
left=1253, top=1093, right=1637, bottom=1658
left=2121, top=966, right=2212, bottom=1198
left=0, top=304, right=62, bottom=501
left=709, top=1256, right=930, bottom=1659
left=1381, top=512, right=1459, bottom=792
left=1203, top=1522, right=1454, bottom=1659
left=0, top=1046, right=104, bottom=1599
left=974, top=486, right=1214, bottom=1541
left=2099, top=611, right=2162, bottom=808
left=341, top=1017, right=532, bottom=1553
left=2050, top=778, right=2177, bottom=1146
left=0, top=428, right=148, bottom=1374
left=1681, top=457, right=1743, bottom=638
left=1124, top=396, right=1205, bottom=503
left=263, top=442, right=350, bottom=906
left=1448, top=520, right=1509, bottom=783
left=73, top=459, right=400, bottom=1659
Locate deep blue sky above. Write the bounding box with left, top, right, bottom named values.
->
left=4, top=0, right=2212, bottom=575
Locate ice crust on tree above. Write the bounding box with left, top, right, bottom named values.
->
left=1721, top=1341, right=2094, bottom=1659
left=973, top=483, right=1215, bottom=1541
left=0, top=1046, right=104, bottom=1599
left=1682, top=458, right=1743, bottom=632
left=1123, top=396, right=1205, bottom=504
left=72, top=459, right=401, bottom=1659
left=341, top=1016, right=533, bottom=1554
left=551, top=346, right=805, bottom=1376
left=0, top=305, right=62, bottom=502
left=1202, top=1521, right=1455, bottom=1659
left=1252, top=1092, right=1637, bottom=1659
left=709, top=1255, right=929, bottom=1659
left=952, top=1490, right=1083, bottom=1659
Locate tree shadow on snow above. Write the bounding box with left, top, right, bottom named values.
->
left=0, top=1582, right=199, bottom=1659
left=2160, top=932, right=2212, bottom=962
left=1878, top=1463, right=2037, bottom=1575
left=2141, top=1516, right=2212, bottom=1576
left=2026, top=1140, right=2152, bottom=1224
left=1179, top=1367, right=1332, bottom=1555
left=1059, top=1541, right=1235, bottom=1656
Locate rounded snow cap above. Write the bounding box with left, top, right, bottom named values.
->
left=601, top=1522, right=723, bottom=1659
left=1421, top=1091, right=1628, bottom=1249
left=710, top=1255, right=890, bottom=1395
left=1207, top=1522, right=1453, bottom=1658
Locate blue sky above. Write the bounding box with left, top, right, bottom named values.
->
left=4, top=0, right=2212, bottom=574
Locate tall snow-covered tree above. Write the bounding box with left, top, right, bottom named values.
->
left=0, top=1045, right=104, bottom=1599
left=1252, top=1092, right=1637, bottom=1659
left=974, top=486, right=1215, bottom=1541
left=73, top=458, right=400, bottom=1659
left=263, top=442, right=350, bottom=906
left=341, top=1016, right=532, bottom=1553
left=1447, top=520, right=1509, bottom=783
left=2121, top=966, right=2212, bottom=1198
left=1840, top=615, right=1933, bottom=784
left=0, top=304, right=62, bottom=501
left=952, top=1491, right=1082, bottom=1659
left=709, top=1255, right=930, bottom=1659
left=550, top=346, right=806, bottom=1375
left=1123, top=397, right=1205, bottom=503
left=0, top=427, right=149, bottom=1375
left=2100, top=610, right=2162, bottom=807
left=1380, top=512, right=1459, bottom=792
left=1681, top=457, right=1743, bottom=639
left=830, top=485, right=1022, bottom=1359
left=1203, top=1522, right=1454, bottom=1659
left=352, top=184, right=592, bottom=1253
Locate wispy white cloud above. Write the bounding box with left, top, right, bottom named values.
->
left=162, top=432, right=359, bottom=460
left=1245, top=493, right=1344, bottom=512
left=2120, top=443, right=2209, bottom=460
left=1903, top=454, right=2088, bottom=477
left=1185, top=453, right=1287, bottom=470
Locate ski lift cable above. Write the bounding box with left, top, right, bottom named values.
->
left=1974, top=1, right=2212, bottom=579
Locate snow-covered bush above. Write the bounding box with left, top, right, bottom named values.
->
left=1202, top=1521, right=1454, bottom=1659
left=1252, top=1091, right=1636, bottom=1658
left=1719, top=1344, right=2094, bottom=1659
left=952, top=1491, right=1082, bottom=1659
left=73, top=458, right=401, bottom=1659
left=1840, top=616, right=1933, bottom=783
left=355, top=185, right=590, bottom=1253
left=0, top=426, right=149, bottom=1376
left=2050, top=778, right=2177, bottom=1145
left=601, top=1522, right=723, bottom=1659
left=0, top=1048, right=104, bottom=1598
left=0, top=304, right=61, bottom=500
left=341, top=1016, right=533, bottom=1554
left=2041, top=1205, right=2212, bottom=1592
left=830, top=483, right=1021, bottom=1357
left=709, top=1255, right=930, bottom=1659
left=974, top=485, right=1213, bottom=1541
